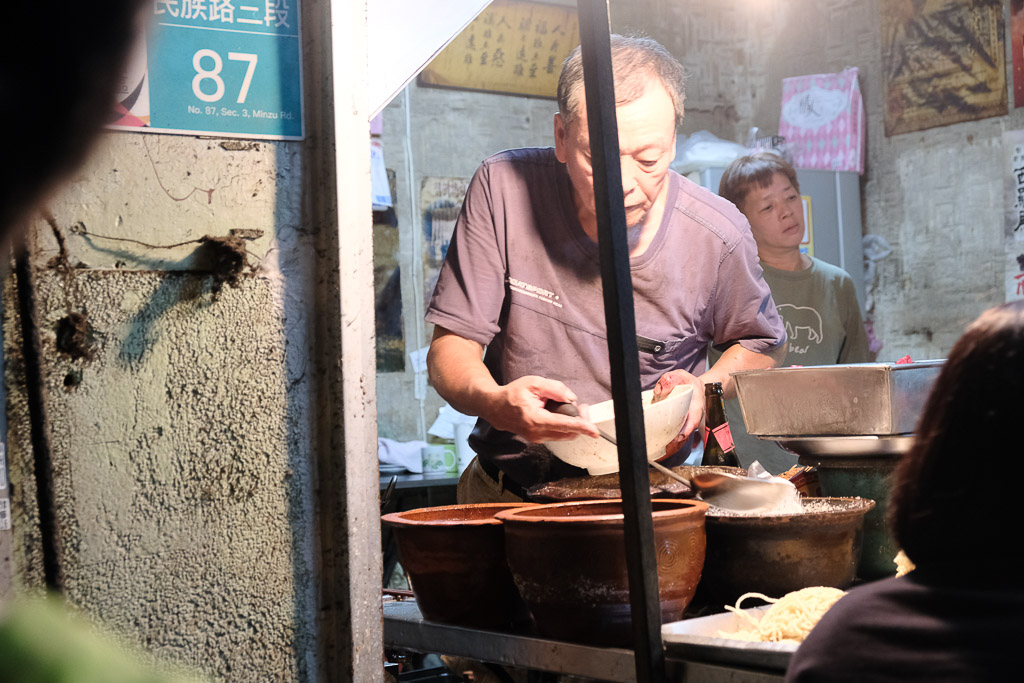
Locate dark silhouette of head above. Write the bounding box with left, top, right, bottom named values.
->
left=890, top=301, right=1024, bottom=575
left=1, top=2, right=147, bottom=239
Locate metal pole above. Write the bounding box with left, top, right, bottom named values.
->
left=575, top=2, right=665, bottom=681
left=14, top=237, right=62, bottom=592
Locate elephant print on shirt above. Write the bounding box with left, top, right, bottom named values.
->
left=777, top=304, right=823, bottom=356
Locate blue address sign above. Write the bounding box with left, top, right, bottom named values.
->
left=113, top=0, right=303, bottom=140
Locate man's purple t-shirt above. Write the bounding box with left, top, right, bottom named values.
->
left=426, top=147, right=785, bottom=487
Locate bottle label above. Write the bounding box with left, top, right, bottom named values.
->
left=705, top=423, right=735, bottom=453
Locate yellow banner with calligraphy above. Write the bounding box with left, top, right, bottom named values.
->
left=418, top=0, right=579, bottom=99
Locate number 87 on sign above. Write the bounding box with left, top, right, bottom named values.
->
left=141, top=1, right=303, bottom=140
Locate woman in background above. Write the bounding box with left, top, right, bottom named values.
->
left=785, top=300, right=1024, bottom=682
left=713, top=152, right=870, bottom=473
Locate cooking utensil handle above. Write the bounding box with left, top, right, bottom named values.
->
left=380, top=475, right=398, bottom=511
left=544, top=399, right=579, bottom=417
left=544, top=400, right=619, bottom=445
left=649, top=459, right=692, bottom=487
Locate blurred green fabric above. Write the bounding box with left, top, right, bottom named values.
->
left=0, top=594, right=206, bottom=683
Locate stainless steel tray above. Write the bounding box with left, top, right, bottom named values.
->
left=733, top=361, right=943, bottom=436
left=762, top=435, right=914, bottom=458
left=662, top=607, right=794, bottom=671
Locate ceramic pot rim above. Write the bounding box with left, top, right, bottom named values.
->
left=382, top=502, right=537, bottom=527
left=493, top=497, right=708, bottom=524
left=705, top=496, right=875, bottom=523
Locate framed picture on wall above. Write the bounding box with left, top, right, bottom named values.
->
left=418, top=0, right=579, bottom=99
left=881, top=0, right=1007, bottom=136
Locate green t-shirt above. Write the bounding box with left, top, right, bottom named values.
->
left=710, top=257, right=871, bottom=473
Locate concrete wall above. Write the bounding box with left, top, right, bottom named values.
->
left=2, top=131, right=318, bottom=680
left=6, top=270, right=315, bottom=679
left=378, top=0, right=1023, bottom=446
left=0, top=0, right=385, bottom=677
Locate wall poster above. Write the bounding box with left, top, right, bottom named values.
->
left=1001, top=130, right=1024, bottom=302
left=112, top=0, right=304, bottom=140
left=375, top=166, right=404, bottom=373
left=881, top=0, right=1006, bottom=137
left=420, top=177, right=470, bottom=316
left=418, top=0, right=579, bottom=99
left=779, top=68, right=865, bottom=174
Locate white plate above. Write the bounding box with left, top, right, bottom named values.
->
left=662, top=607, right=796, bottom=671
left=379, top=464, right=407, bottom=474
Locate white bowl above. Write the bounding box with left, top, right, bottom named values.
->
left=544, top=385, right=693, bottom=475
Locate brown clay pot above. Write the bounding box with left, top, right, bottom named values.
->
left=525, top=465, right=745, bottom=503
left=381, top=502, right=536, bottom=629
left=694, top=497, right=876, bottom=610
left=495, top=498, right=708, bottom=647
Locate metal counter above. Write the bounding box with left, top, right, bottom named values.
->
left=383, top=600, right=785, bottom=682
left=380, top=472, right=461, bottom=491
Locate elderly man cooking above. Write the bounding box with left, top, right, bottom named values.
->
left=426, top=34, right=787, bottom=504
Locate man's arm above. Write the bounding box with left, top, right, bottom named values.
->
left=702, top=342, right=786, bottom=398
left=427, top=325, right=600, bottom=443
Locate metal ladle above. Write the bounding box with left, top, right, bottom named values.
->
left=547, top=400, right=796, bottom=512
left=648, top=461, right=796, bottom=512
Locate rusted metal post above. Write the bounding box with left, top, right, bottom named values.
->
left=576, top=2, right=665, bottom=681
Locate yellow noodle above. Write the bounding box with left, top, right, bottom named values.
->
left=718, top=586, right=846, bottom=643
left=894, top=550, right=915, bottom=577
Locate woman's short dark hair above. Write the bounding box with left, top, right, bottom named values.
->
left=889, top=301, right=1024, bottom=573
left=718, top=152, right=800, bottom=210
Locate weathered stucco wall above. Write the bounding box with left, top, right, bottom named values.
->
left=2, top=131, right=318, bottom=680
left=6, top=272, right=314, bottom=679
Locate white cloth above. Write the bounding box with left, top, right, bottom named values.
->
left=378, top=437, right=428, bottom=473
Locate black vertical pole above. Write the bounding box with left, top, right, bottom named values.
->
left=576, top=2, right=665, bottom=681
left=14, top=238, right=63, bottom=592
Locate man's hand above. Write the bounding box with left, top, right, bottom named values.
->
left=426, top=326, right=599, bottom=444
left=653, top=368, right=705, bottom=456
left=486, top=376, right=601, bottom=443
left=648, top=343, right=784, bottom=458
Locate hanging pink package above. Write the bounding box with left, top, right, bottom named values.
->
left=779, top=67, right=865, bottom=174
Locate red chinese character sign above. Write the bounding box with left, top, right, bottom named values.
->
left=1014, top=1, right=1024, bottom=108
left=778, top=68, right=865, bottom=174
left=418, top=0, right=579, bottom=99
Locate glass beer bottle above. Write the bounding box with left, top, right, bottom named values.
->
left=701, top=382, right=740, bottom=467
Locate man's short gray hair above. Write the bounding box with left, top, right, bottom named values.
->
left=557, top=34, right=686, bottom=130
